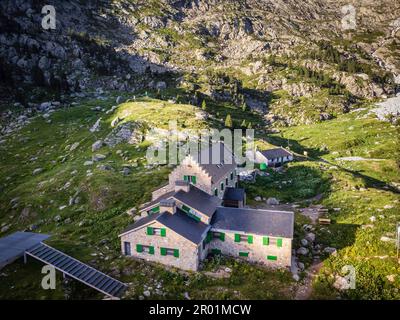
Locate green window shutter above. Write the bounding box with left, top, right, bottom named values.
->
left=183, top=175, right=189, bottom=181
left=191, top=176, right=197, bottom=184
left=220, top=232, right=225, bottom=241
left=212, top=248, right=221, bottom=255
left=181, top=204, right=190, bottom=213
left=247, top=235, right=253, bottom=244
left=146, top=227, right=154, bottom=235
left=173, top=249, right=179, bottom=258
left=220, top=182, right=224, bottom=191
left=234, top=234, right=241, bottom=242
left=263, top=237, right=269, bottom=245
left=260, top=163, right=267, bottom=171
left=148, top=246, right=154, bottom=255
left=160, top=247, right=167, bottom=256
left=239, top=252, right=249, bottom=257
left=277, top=238, right=283, bottom=247
left=214, top=189, right=218, bottom=196
left=160, top=228, right=166, bottom=237
left=188, top=213, right=201, bottom=222
left=136, top=244, right=143, bottom=253
left=230, top=172, right=233, bottom=180
left=267, top=255, right=277, bottom=261
left=150, top=206, right=160, bottom=213
left=206, top=231, right=212, bottom=243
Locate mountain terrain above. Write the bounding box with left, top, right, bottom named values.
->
left=0, top=0, right=399, bottom=300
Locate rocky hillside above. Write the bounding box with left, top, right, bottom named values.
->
left=1, top=0, right=399, bottom=124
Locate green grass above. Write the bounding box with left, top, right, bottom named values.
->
left=0, top=93, right=399, bottom=300
left=265, top=109, right=400, bottom=299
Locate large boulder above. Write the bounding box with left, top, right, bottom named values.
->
left=266, top=197, right=280, bottom=205
left=104, top=121, right=147, bottom=147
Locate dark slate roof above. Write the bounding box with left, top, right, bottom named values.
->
left=189, top=142, right=237, bottom=183
left=173, top=185, right=221, bottom=217
left=259, top=148, right=292, bottom=160
left=156, top=209, right=210, bottom=244
left=211, top=207, right=294, bottom=238
left=120, top=212, right=161, bottom=235
left=139, top=190, right=175, bottom=212
left=120, top=209, right=209, bottom=244
left=223, top=187, right=245, bottom=201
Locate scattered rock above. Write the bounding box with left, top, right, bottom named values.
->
left=300, top=239, right=308, bottom=247
left=266, top=197, right=280, bottom=205
left=297, top=247, right=309, bottom=255
left=254, top=196, right=262, bottom=202
left=32, top=168, right=43, bottom=175
left=386, top=274, right=396, bottom=282
left=305, top=232, right=315, bottom=243
left=92, top=140, right=103, bottom=152
left=292, top=274, right=300, bottom=281
left=54, top=215, right=62, bottom=222
left=323, top=247, right=337, bottom=256
left=111, top=117, right=123, bottom=127
left=92, top=154, right=106, bottom=162
left=90, top=118, right=102, bottom=133
left=69, top=142, right=80, bottom=151
left=143, top=290, right=151, bottom=297
left=121, top=167, right=131, bottom=176
left=84, top=160, right=93, bottom=166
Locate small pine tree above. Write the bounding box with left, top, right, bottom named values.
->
left=240, top=119, right=246, bottom=128
left=247, top=122, right=252, bottom=129
left=201, top=100, right=207, bottom=110
left=241, top=102, right=247, bottom=112
left=225, top=114, right=233, bottom=128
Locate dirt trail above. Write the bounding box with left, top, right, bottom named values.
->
left=294, top=260, right=323, bottom=300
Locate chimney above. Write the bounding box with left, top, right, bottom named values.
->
left=174, top=180, right=190, bottom=193
left=160, top=199, right=176, bottom=214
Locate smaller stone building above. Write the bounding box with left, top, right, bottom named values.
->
left=255, top=147, right=293, bottom=168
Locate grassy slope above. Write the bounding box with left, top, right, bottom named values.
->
left=245, top=108, right=400, bottom=299
left=0, top=94, right=398, bottom=299
left=0, top=95, right=294, bottom=299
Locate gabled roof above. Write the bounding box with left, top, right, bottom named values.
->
left=258, top=147, right=292, bottom=160
left=139, top=190, right=175, bottom=212
left=173, top=185, right=221, bottom=217
left=223, top=187, right=245, bottom=202
left=120, top=212, right=162, bottom=235
left=211, top=207, right=294, bottom=238
left=188, top=142, right=237, bottom=183
left=157, top=209, right=210, bottom=244
left=119, top=209, right=210, bottom=244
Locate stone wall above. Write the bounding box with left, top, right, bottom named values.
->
left=168, top=159, right=212, bottom=194
left=120, top=221, right=201, bottom=271
left=211, top=171, right=238, bottom=198
left=207, top=229, right=292, bottom=268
